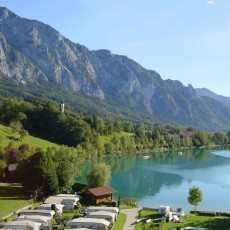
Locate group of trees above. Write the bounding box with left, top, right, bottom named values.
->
left=0, top=135, right=112, bottom=197
left=18, top=150, right=59, bottom=197
left=0, top=143, right=84, bottom=197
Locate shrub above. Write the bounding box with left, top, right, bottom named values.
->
left=220, top=212, right=230, bottom=217
left=101, top=200, right=117, bottom=207
left=198, top=211, right=216, bottom=217
left=120, top=197, right=136, bottom=206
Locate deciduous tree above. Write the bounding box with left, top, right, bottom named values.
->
left=0, top=160, right=6, bottom=177
left=87, top=163, right=111, bottom=187
left=188, top=186, right=203, bottom=211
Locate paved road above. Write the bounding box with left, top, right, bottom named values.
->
left=121, top=208, right=141, bottom=230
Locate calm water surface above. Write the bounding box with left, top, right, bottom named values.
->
left=77, top=147, right=230, bottom=212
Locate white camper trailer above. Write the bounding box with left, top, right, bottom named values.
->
left=68, top=217, right=110, bottom=230
left=158, top=205, right=171, bottom=216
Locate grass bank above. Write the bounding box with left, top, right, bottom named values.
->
left=0, top=183, right=31, bottom=219
left=0, top=123, right=59, bottom=149
left=112, top=213, right=126, bottom=230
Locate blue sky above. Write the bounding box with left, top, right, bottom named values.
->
left=1, top=0, right=230, bottom=96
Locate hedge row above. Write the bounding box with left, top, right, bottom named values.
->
left=190, top=210, right=230, bottom=217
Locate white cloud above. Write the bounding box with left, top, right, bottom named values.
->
left=206, top=0, right=217, bottom=4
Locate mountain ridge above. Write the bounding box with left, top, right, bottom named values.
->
left=196, top=88, right=230, bottom=107
left=0, top=7, right=230, bottom=132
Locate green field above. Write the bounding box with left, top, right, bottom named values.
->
left=0, top=124, right=59, bottom=149
left=1, top=124, right=133, bottom=149
left=100, top=131, right=134, bottom=145
left=0, top=183, right=31, bottom=219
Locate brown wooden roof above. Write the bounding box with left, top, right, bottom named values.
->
left=181, top=130, right=196, bottom=138
left=88, top=186, right=117, bottom=197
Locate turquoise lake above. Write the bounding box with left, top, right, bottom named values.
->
left=77, top=147, right=230, bottom=212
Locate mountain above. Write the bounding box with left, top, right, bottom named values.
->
left=196, top=88, right=230, bottom=107
left=0, top=7, right=230, bottom=132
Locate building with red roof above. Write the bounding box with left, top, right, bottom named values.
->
left=87, top=186, right=117, bottom=205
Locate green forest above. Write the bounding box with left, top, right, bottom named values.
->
left=0, top=97, right=230, bottom=198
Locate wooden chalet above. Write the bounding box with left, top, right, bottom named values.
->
left=87, top=186, right=117, bottom=205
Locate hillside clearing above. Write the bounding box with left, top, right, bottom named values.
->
left=100, top=131, right=134, bottom=145
left=0, top=124, right=59, bottom=149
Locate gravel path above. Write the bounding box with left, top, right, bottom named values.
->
left=121, top=208, right=141, bottom=230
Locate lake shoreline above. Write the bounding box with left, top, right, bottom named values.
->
left=78, top=146, right=230, bottom=213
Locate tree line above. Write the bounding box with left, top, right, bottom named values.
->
left=1, top=98, right=230, bottom=151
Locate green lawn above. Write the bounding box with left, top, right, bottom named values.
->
left=113, top=213, right=127, bottom=230
left=0, top=183, right=32, bottom=219
left=164, top=214, right=230, bottom=230
left=0, top=124, right=59, bottom=149
left=135, top=209, right=163, bottom=230
left=134, top=209, right=230, bottom=230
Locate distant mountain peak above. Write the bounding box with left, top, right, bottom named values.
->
left=0, top=7, right=18, bottom=20
left=196, top=87, right=230, bottom=107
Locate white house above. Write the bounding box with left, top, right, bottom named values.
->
left=86, top=210, right=116, bottom=223
left=68, top=217, right=110, bottom=230
left=2, top=220, right=41, bottom=230
left=158, top=205, right=171, bottom=216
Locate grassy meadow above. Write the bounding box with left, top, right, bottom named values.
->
left=0, top=123, right=59, bottom=149
left=100, top=131, right=134, bottom=145
left=0, top=123, right=134, bottom=149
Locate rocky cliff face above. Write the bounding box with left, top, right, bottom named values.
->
left=0, top=7, right=104, bottom=98
left=0, top=7, right=230, bottom=132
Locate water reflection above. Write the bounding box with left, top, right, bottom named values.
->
left=112, top=169, right=184, bottom=198
left=76, top=147, right=230, bottom=211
